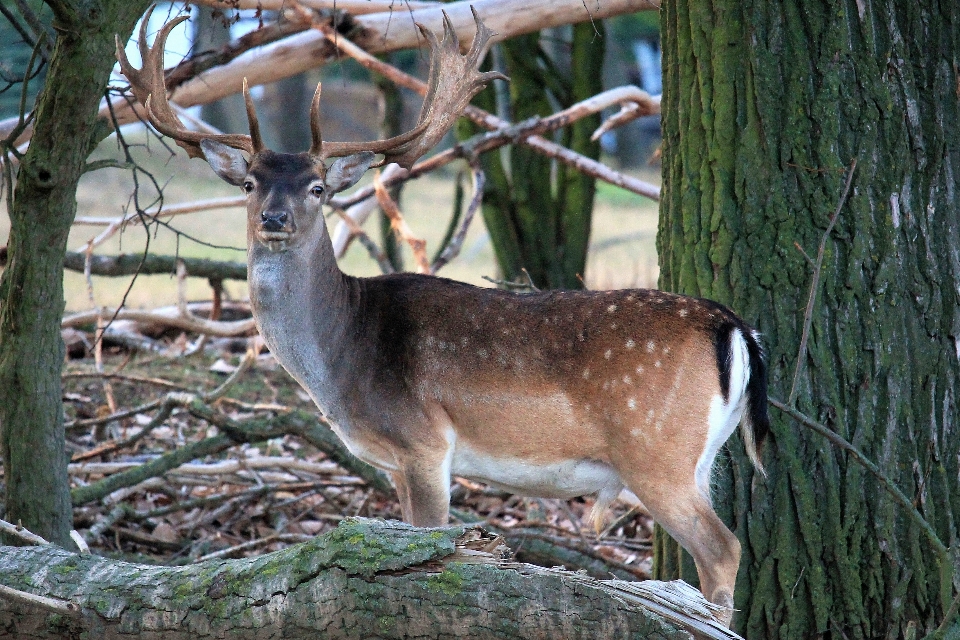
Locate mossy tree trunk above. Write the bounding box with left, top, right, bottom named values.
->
left=656, top=0, right=960, bottom=638
left=459, top=23, right=604, bottom=290
left=0, top=0, right=150, bottom=546
left=0, top=519, right=713, bottom=640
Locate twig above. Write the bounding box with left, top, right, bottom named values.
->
left=70, top=405, right=298, bottom=506
left=430, top=160, right=484, bottom=273
left=599, top=505, right=642, bottom=540
left=65, top=398, right=164, bottom=432
left=768, top=397, right=945, bottom=556
left=84, top=244, right=118, bottom=422
left=63, top=371, right=192, bottom=392
left=128, top=482, right=323, bottom=521
left=73, top=196, right=245, bottom=252
left=194, top=533, right=314, bottom=562
left=481, top=268, right=540, bottom=291
left=70, top=456, right=341, bottom=478
left=86, top=504, right=130, bottom=543
left=373, top=171, right=430, bottom=273
left=0, top=584, right=81, bottom=618
left=787, top=159, right=857, bottom=405
left=202, top=348, right=255, bottom=402
left=62, top=307, right=256, bottom=338
left=333, top=207, right=395, bottom=274
left=0, top=518, right=50, bottom=545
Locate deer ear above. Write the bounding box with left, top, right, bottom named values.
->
left=201, top=139, right=249, bottom=186
left=325, top=152, right=376, bottom=195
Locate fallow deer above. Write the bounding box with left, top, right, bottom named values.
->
left=118, top=8, right=768, bottom=624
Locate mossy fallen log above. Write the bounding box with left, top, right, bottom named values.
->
left=0, top=518, right=739, bottom=639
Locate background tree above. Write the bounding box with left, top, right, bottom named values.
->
left=459, top=22, right=605, bottom=290
left=0, top=0, right=150, bottom=545
left=656, top=0, right=960, bottom=638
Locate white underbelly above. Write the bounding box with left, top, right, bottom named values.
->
left=451, top=444, right=622, bottom=499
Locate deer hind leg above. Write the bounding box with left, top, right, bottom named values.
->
left=624, top=479, right=741, bottom=626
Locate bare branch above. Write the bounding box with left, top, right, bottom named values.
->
left=373, top=171, right=429, bottom=273
left=333, top=207, right=396, bottom=274
left=430, top=161, right=484, bottom=274
left=0, top=584, right=81, bottom=618
left=0, top=0, right=657, bottom=144
left=188, top=0, right=440, bottom=11
left=769, top=397, right=945, bottom=556
left=787, top=159, right=857, bottom=405
left=62, top=307, right=256, bottom=338
left=0, top=519, right=51, bottom=546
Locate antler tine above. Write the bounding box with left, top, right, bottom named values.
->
left=380, top=10, right=507, bottom=169
left=316, top=104, right=429, bottom=161
left=243, top=78, right=265, bottom=154
left=317, top=10, right=506, bottom=168
left=116, top=7, right=253, bottom=159
left=309, top=83, right=323, bottom=156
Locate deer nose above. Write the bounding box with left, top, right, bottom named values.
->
left=260, top=210, right=288, bottom=232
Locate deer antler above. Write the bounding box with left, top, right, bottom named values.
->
left=314, top=8, right=507, bottom=168
left=116, top=6, right=259, bottom=159
left=117, top=6, right=504, bottom=165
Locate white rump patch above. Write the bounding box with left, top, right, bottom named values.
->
left=695, top=328, right=751, bottom=496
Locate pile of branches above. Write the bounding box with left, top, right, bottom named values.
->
left=46, top=328, right=655, bottom=579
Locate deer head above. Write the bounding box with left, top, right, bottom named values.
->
left=117, top=6, right=505, bottom=253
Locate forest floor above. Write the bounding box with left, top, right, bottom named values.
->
left=60, top=341, right=655, bottom=577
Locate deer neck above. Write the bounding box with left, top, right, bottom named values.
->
left=247, top=224, right=357, bottom=412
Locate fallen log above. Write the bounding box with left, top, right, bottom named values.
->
left=0, top=518, right=739, bottom=639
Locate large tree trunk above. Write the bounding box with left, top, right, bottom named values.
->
left=0, top=519, right=736, bottom=640
left=657, top=0, right=960, bottom=638
left=0, top=0, right=150, bottom=546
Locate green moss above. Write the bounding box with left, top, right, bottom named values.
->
left=425, top=565, right=466, bottom=597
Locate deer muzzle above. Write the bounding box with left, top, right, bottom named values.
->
left=260, top=210, right=289, bottom=233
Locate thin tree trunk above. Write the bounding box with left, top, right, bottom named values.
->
left=0, top=519, right=730, bottom=640
left=0, top=0, right=150, bottom=546
left=194, top=5, right=248, bottom=135
left=657, top=0, right=960, bottom=637
left=460, top=22, right=604, bottom=290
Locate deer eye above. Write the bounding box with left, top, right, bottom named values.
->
left=242, top=181, right=254, bottom=194
left=310, top=185, right=324, bottom=197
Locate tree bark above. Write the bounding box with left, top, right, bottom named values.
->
left=0, top=519, right=734, bottom=640
left=0, top=0, right=150, bottom=547
left=657, top=0, right=960, bottom=638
